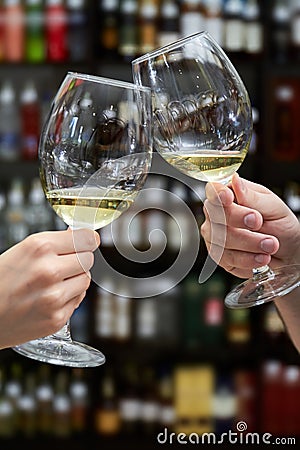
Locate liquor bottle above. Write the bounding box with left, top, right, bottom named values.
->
left=94, top=284, right=115, bottom=340
left=99, top=0, right=119, bottom=57
left=138, top=0, right=159, bottom=54
left=3, top=0, right=25, bottom=62
left=20, top=80, right=40, bottom=160
left=272, top=81, right=299, bottom=161
left=213, top=374, right=237, bottom=435
left=156, top=282, right=180, bottom=346
left=4, top=362, right=23, bottom=433
left=290, top=0, right=300, bottom=61
left=17, top=372, right=37, bottom=438
left=0, top=2, right=4, bottom=61
left=157, top=0, right=180, bottom=47
left=226, top=307, right=251, bottom=346
left=114, top=283, right=132, bottom=343
left=139, top=366, right=159, bottom=435
left=201, top=273, right=225, bottom=346
left=281, top=365, right=300, bottom=435
left=0, top=368, right=15, bottom=438
left=26, top=177, right=53, bottom=233
left=52, top=371, right=72, bottom=438
left=243, top=0, right=263, bottom=56
left=234, top=369, right=257, bottom=432
left=35, top=365, right=54, bottom=436
left=119, top=0, right=138, bottom=61
left=223, top=0, right=244, bottom=55
left=25, top=0, right=45, bottom=63
left=0, top=81, right=20, bottom=161
left=181, top=274, right=205, bottom=351
left=66, top=0, right=89, bottom=62
left=69, top=368, right=89, bottom=435
left=260, top=360, right=283, bottom=435
left=118, top=362, right=141, bottom=435
left=6, top=179, right=29, bottom=246
left=157, top=370, right=175, bottom=430
left=94, top=369, right=121, bottom=436
left=271, top=0, right=291, bottom=64
left=135, top=296, right=157, bottom=342
left=45, top=0, right=68, bottom=62
left=180, top=0, right=204, bottom=38
left=167, top=181, right=190, bottom=252
left=262, top=302, right=286, bottom=359
left=203, top=0, right=224, bottom=46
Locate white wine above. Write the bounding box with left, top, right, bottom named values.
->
left=46, top=187, right=136, bottom=230
left=160, top=149, right=248, bottom=183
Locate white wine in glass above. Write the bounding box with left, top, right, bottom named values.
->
left=132, top=31, right=300, bottom=309
left=13, top=72, right=153, bottom=367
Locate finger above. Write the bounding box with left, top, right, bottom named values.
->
left=62, top=271, right=92, bottom=302
left=231, top=174, right=290, bottom=221
left=57, top=252, right=95, bottom=279
left=39, top=229, right=100, bottom=255
left=203, top=199, right=263, bottom=231
left=205, top=182, right=235, bottom=206
left=203, top=221, right=279, bottom=254
left=211, top=245, right=272, bottom=274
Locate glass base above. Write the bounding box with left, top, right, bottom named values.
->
left=225, top=264, right=300, bottom=309
left=13, top=336, right=106, bottom=368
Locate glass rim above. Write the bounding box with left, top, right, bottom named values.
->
left=132, top=31, right=210, bottom=65
left=67, top=71, right=152, bottom=93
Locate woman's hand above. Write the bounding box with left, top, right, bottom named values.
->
left=0, top=228, right=100, bottom=349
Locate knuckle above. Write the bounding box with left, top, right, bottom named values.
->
left=37, top=264, right=61, bottom=285
left=26, top=233, right=54, bottom=257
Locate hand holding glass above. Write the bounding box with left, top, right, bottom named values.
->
left=132, top=31, right=300, bottom=309
left=14, top=72, right=152, bottom=366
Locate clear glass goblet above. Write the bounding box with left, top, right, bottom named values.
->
left=13, top=72, right=153, bottom=366
left=132, top=31, right=300, bottom=309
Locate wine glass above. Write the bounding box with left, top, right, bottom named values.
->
left=132, top=31, right=300, bottom=309
left=13, top=72, right=153, bottom=366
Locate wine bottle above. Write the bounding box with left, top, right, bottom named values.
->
left=25, top=0, right=45, bottom=63
left=20, top=80, right=40, bottom=161
left=3, top=0, right=25, bottom=62
left=94, top=369, right=121, bottom=436
left=45, top=0, right=68, bottom=62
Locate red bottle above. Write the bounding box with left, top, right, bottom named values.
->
left=45, top=0, right=68, bottom=62
left=20, top=81, right=40, bottom=160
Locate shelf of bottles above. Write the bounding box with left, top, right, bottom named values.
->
left=0, top=0, right=300, bottom=446
left=0, top=293, right=299, bottom=442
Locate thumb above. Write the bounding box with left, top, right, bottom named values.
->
left=231, top=174, right=287, bottom=221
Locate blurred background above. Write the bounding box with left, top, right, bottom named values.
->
left=0, top=0, right=300, bottom=448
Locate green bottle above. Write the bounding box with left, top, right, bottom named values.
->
left=25, top=0, right=45, bottom=62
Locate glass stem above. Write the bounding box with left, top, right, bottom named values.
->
left=252, top=265, right=274, bottom=281
left=53, top=321, right=72, bottom=342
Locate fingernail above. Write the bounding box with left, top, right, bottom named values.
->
left=218, top=190, right=227, bottom=205
left=260, top=238, right=276, bottom=253
left=244, top=213, right=256, bottom=229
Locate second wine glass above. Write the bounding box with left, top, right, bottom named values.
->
left=13, top=72, right=153, bottom=367
left=132, top=31, right=300, bottom=309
